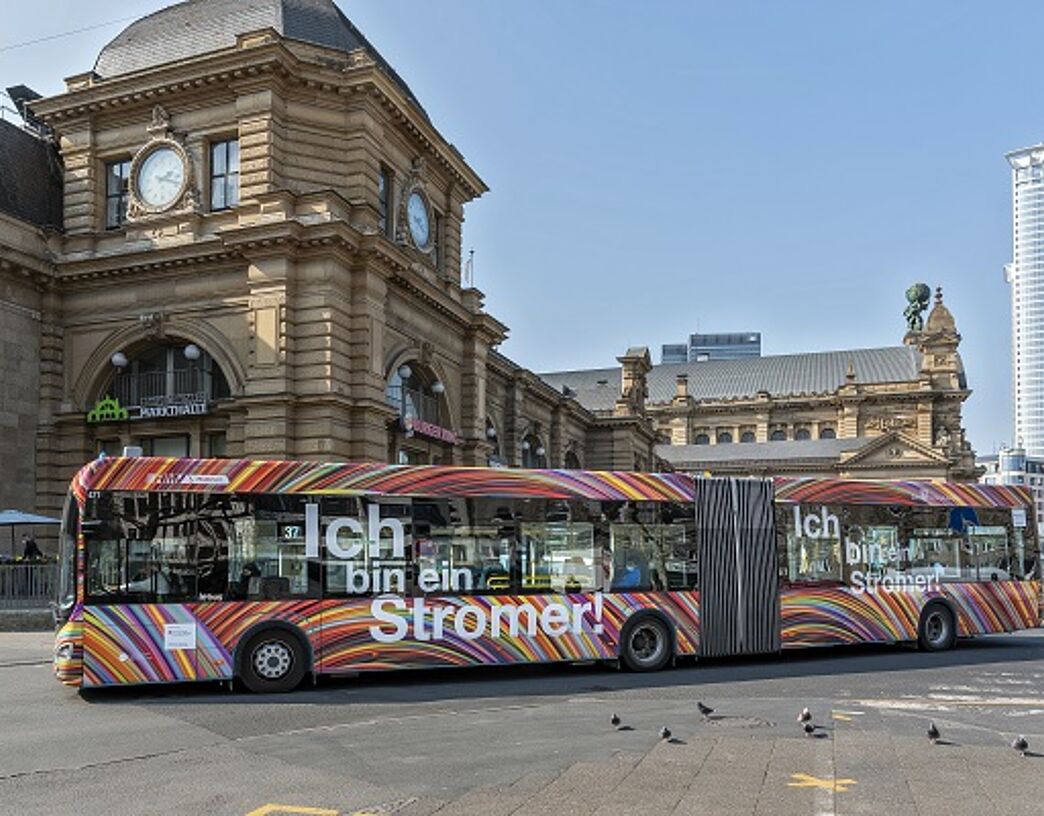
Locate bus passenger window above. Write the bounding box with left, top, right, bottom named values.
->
left=236, top=495, right=320, bottom=600
left=605, top=500, right=684, bottom=592
left=518, top=499, right=596, bottom=593
left=780, top=504, right=842, bottom=583
left=411, top=498, right=499, bottom=595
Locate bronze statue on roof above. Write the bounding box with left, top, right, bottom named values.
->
left=904, top=282, right=931, bottom=332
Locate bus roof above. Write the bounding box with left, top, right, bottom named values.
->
left=72, top=456, right=696, bottom=503
left=70, top=457, right=1032, bottom=510
left=773, top=476, right=1032, bottom=509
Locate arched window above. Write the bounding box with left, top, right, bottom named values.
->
left=795, top=428, right=811, bottom=441
left=485, top=418, right=503, bottom=466
left=820, top=427, right=837, bottom=440
left=564, top=448, right=582, bottom=469
left=385, top=361, right=444, bottom=424
left=108, top=342, right=230, bottom=409
left=521, top=433, right=546, bottom=468
left=769, top=429, right=786, bottom=441
left=716, top=432, right=733, bottom=444
left=694, top=433, right=710, bottom=445
left=740, top=431, right=756, bottom=443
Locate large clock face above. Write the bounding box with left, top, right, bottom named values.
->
left=136, top=146, right=185, bottom=209
left=407, top=191, right=431, bottom=249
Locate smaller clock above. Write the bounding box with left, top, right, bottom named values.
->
left=136, top=145, right=186, bottom=210
left=407, top=190, right=431, bottom=249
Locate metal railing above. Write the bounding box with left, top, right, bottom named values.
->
left=110, top=368, right=211, bottom=408
left=0, top=563, right=59, bottom=609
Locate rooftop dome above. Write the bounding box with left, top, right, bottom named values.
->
left=94, top=0, right=426, bottom=117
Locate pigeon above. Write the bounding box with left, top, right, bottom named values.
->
left=659, top=726, right=672, bottom=741
left=1012, top=735, right=1029, bottom=756
left=797, top=707, right=811, bottom=724
left=697, top=701, right=714, bottom=719
left=610, top=713, right=621, bottom=728
left=803, top=721, right=816, bottom=737
left=927, top=722, right=940, bottom=744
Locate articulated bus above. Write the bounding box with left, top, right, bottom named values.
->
left=54, top=457, right=1041, bottom=693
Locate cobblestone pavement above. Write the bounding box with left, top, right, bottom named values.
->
left=2, top=630, right=1043, bottom=815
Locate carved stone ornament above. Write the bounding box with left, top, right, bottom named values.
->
left=865, top=415, right=915, bottom=432
left=147, top=104, right=172, bottom=137
left=139, top=311, right=165, bottom=338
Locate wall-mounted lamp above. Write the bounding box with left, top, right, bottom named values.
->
left=431, top=380, right=445, bottom=395
left=535, top=446, right=546, bottom=458
left=110, top=351, right=128, bottom=368
left=486, top=425, right=498, bottom=440
left=183, top=343, right=201, bottom=361
left=521, top=439, right=531, bottom=452
left=397, top=363, right=412, bottom=380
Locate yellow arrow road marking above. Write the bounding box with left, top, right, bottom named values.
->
left=788, top=772, right=857, bottom=792
left=245, top=805, right=339, bottom=816
left=832, top=712, right=853, bottom=721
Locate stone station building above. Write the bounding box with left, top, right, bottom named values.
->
left=541, top=290, right=981, bottom=482
left=0, top=0, right=659, bottom=522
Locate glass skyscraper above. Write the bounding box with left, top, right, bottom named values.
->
left=1007, top=145, right=1044, bottom=456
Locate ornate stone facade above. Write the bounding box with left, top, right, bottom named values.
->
left=542, top=289, right=981, bottom=482
left=0, top=1, right=659, bottom=522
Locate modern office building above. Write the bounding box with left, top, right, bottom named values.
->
left=978, top=446, right=1044, bottom=534
left=1006, top=144, right=1044, bottom=457
left=660, top=332, right=761, bottom=364
left=690, top=331, right=761, bottom=361
left=660, top=343, right=689, bottom=364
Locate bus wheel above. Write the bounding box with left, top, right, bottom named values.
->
left=240, top=630, right=307, bottom=693
left=620, top=615, right=672, bottom=672
left=918, top=603, right=956, bottom=652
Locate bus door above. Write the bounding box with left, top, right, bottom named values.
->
left=695, top=477, right=780, bottom=657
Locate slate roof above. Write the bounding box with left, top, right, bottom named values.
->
left=657, top=437, right=866, bottom=466
left=94, top=0, right=428, bottom=120
left=540, top=346, right=922, bottom=412
left=0, top=119, right=62, bottom=230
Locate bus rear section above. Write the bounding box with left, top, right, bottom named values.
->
left=774, top=478, right=1041, bottom=651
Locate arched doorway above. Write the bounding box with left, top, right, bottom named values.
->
left=88, top=340, right=232, bottom=457
left=485, top=418, right=506, bottom=467
left=520, top=432, right=546, bottom=469
left=564, top=447, right=582, bottom=470
left=385, top=361, right=454, bottom=465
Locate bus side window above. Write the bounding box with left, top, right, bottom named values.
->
left=972, top=508, right=1014, bottom=582
left=517, top=499, right=596, bottom=594
left=782, top=504, right=842, bottom=583
left=606, top=502, right=674, bottom=592
left=235, top=495, right=320, bottom=600
left=193, top=497, right=246, bottom=601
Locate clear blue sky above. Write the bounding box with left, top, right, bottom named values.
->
left=3, top=1, right=1041, bottom=454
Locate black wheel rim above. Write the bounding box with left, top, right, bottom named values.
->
left=925, top=611, right=947, bottom=646
left=629, top=623, right=666, bottom=667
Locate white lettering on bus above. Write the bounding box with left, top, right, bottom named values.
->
left=795, top=504, right=948, bottom=596
left=369, top=594, right=606, bottom=643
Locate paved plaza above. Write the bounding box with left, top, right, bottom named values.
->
left=2, top=630, right=1043, bottom=815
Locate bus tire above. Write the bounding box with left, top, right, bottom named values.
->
left=620, top=614, right=673, bottom=672
left=239, top=629, right=307, bottom=693
left=918, top=602, right=956, bottom=652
